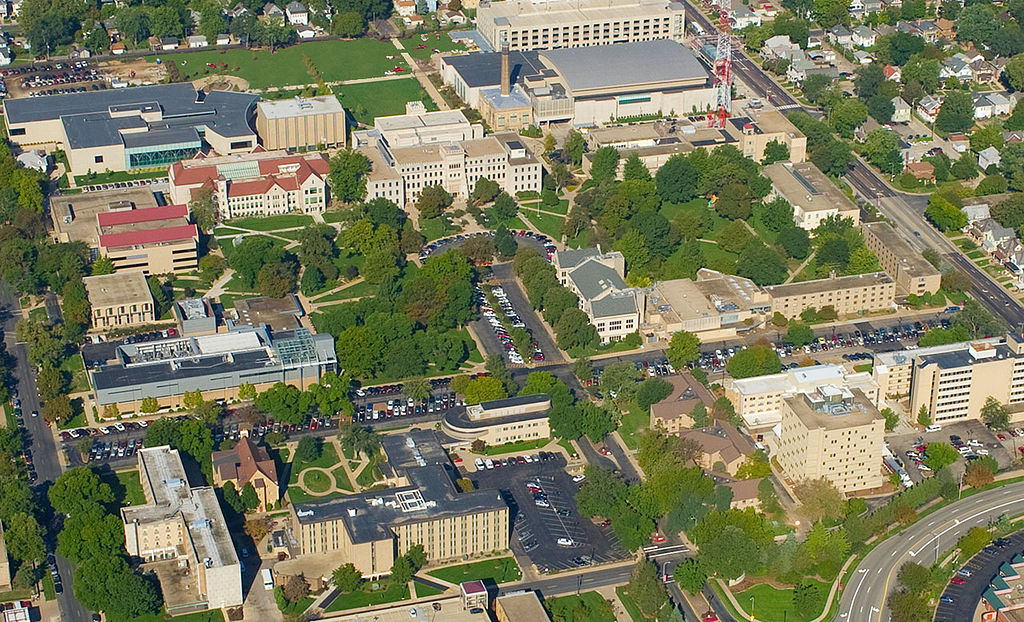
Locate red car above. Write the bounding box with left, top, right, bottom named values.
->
left=998, top=434, right=1006, bottom=440
left=651, top=533, right=666, bottom=543
left=951, top=577, right=966, bottom=585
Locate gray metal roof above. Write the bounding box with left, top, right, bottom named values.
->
left=539, top=40, right=708, bottom=92
left=442, top=49, right=546, bottom=88
left=568, top=259, right=627, bottom=301
left=591, top=294, right=638, bottom=318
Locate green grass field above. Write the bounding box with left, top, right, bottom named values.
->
left=734, top=581, right=829, bottom=622
left=399, top=32, right=467, bottom=59
left=117, top=470, right=146, bottom=506
left=73, top=168, right=167, bottom=186
left=226, top=214, right=313, bottom=231
left=122, top=609, right=225, bottom=622
left=521, top=209, right=564, bottom=240
left=697, top=241, right=740, bottom=272
left=287, top=443, right=340, bottom=485
left=302, top=469, right=332, bottom=493
left=60, top=352, right=90, bottom=393
left=325, top=581, right=410, bottom=612
left=336, top=78, right=437, bottom=126
left=419, top=216, right=461, bottom=242
left=313, top=279, right=378, bottom=302
left=355, top=459, right=383, bottom=488
left=426, top=557, right=521, bottom=585
left=659, top=198, right=729, bottom=239
left=332, top=465, right=354, bottom=492
left=544, top=592, right=615, bottom=622
left=149, top=40, right=402, bottom=88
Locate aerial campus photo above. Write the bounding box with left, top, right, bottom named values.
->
left=3, top=0, right=1024, bottom=621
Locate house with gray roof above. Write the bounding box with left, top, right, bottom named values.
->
left=551, top=248, right=644, bottom=344
left=828, top=25, right=853, bottom=48
left=979, top=146, right=1002, bottom=171
left=851, top=26, right=876, bottom=47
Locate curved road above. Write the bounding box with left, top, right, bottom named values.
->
left=839, top=480, right=1024, bottom=621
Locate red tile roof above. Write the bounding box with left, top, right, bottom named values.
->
left=170, top=153, right=329, bottom=187
left=97, top=204, right=188, bottom=227
left=225, top=175, right=299, bottom=197
left=99, top=224, right=198, bottom=248
left=211, top=437, right=278, bottom=488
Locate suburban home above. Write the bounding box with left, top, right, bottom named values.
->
left=968, top=218, right=1016, bottom=253
left=806, top=30, right=823, bottom=48
left=853, top=50, right=873, bottom=65
left=786, top=54, right=817, bottom=83
left=0, top=46, right=11, bottom=65
left=935, top=17, right=955, bottom=40
left=883, top=64, right=901, bottom=82
left=848, top=0, right=865, bottom=16
left=852, top=25, right=876, bottom=47
left=395, top=0, right=416, bottom=15
left=443, top=10, right=466, bottom=24
left=947, top=133, right=969, bottom=153
left=227, top=2, right=248, bottom=17
left=762, top=35, right=800, bottom=59
left=731, top=0, right=762, bottom=29
left=891, top=96, right=911, bottom=123
left=263, top=2, right=284, bottom=19
left=973, top=94, right=996, bottom=119
left=404, top=13, right=424, bottom=26
left=828, top=25, right=853, bottom=48
left=987, top=92, right=1014, bottom=117
left=296, top=25, right=315, bottom=38
left=941, top=53, right=978, bottom=83
left=863, top=0, right=882, bottom=12
left=905, top=161, right=934, bottom=181
left=186, top=35, right=208, bottom=48
left=915, top=19, right=939, bottom=42
left=916, top=94, right=943, bottom=123
left=979, top=146, right=1002, bottom=171
left=971, top=58, right=998, bottom=84
left=1004, top=130, right=1024, bottom=144
left=285, top=1, right=308, bottom=24
left=961, top=202, right=991, bottom=224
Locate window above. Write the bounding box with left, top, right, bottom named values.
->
left=94, top=155, right=104, bottom=163
left=8, top=127, right=24, bottom=136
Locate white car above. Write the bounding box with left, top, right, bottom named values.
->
left=535, top=499, right=550, bottom=508
left=475, top=458, right=485, bottom=470
left=572, top=474, right=586, bottom=483
left=966, top=440, right=982, bottom=447
left=917, top=463, right=932, bottom=471
left=485, top=459, right=494, bottom=469
left=976, top=449, right=990, bottom=455
left=113, top=422, right=126, bottom=432
left=556, top=537, right=574, bottom=546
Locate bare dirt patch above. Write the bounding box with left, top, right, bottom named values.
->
left=98, top=58, right=166, bottom=85
left=192, top=74, right=250, bottom=92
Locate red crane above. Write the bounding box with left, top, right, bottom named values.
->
left=708, top=0, right=732, bottom=129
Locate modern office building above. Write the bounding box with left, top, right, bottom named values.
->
left=89, top=325, right=337, bottom=413
left=291, top=465, right=508, bottom=577
left=764, top=272, right=896, bottom=320
left=255, top=96, right=346, bottom=151
left=476, top=0, right=686, bottom=51
left=359, top=131, right=542, bottom=206
left=97, top=204, right=199, bottom=275
left=726, top=363, right=879, bottom=429
left=122, top=446, right=242, bottom=612
left=861, top=222, right=941, bottom=295
left=167, top=150, right=329, bottom=219
left=173, top=298, right=218, bottom=336
left=762, top=161, right=860, bottom=230
left=441, top=394, right=551, bottom=444
left=552, top=248, right=644, bottom=343
left=643, top=269, right=771, bottom=341
left=773, top=387, right=885, bottom=493
left=440, top=40, right=715, bottom=127
left=211, top=437, right=280, bottom=512
left=83, top=272, right=156, bottom=330
left=872, top=337, right=1002, bottom=400
left=4, top=84, right=258, bottom=176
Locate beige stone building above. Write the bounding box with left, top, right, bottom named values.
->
left=764, top=272, right=896, bottom=320
left=442, top=394, right=551, bottom=445
left=211, top=437, right=280, bottom=512
left=122, top=446, right=242, bottom=612
left=643, top=269, right=771, bottom=341
left=724, top=478, right=762, bottom=511
left=678, top=422, right=755, bottom=476
left=552, top=248, right=644, bottom=343
left=367, top=104, right=484, bottom=147
left=97, top=204, right=199, bottom=275
left=872, top=337, right=1002, bottom=400
left=255, top=96, right=346, bottom=151
left=650, top=372, right=716, bottom=434
left=732, top=109, right=808, bottom=164
left=861, top=222, right=941, bottom=296
left=476, top=0, right=686, bottom=51
left=167, top=150, right=330, bottom=219
left=773, top=387, right=885, bottom=493
left=496, top=591, right=550, bottom=622
left=762, top=161, right=860, bottom=230
left=83, top=271, right=155, bottom=330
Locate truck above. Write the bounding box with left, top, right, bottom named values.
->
left=262, top=568, right=274, bottom=591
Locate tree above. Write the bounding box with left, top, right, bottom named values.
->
left=471, top=177, right=500, bottom=204
left=785, top=322, right=815, bottom=346
left=330, top=11, right=365, bottom=35
left=735, top=451, right=771, bottom=479
left=294, top=435, right=322, bottom=465
left=925, top=194, right=967, bottom=232
left=623, top=153, right=651, bottom=181
left=993, top=194, right=1024, bottom=230
left=564, top=130, right=585, bottom=166
left=555, top=307, right=599, bottom=351
left=897, top=562, right=932, bottom=594
left=329, top=149, right=371, bottom=203
left=923, top=442, right=959, bottom=470
left=935, top=91, right=975, bottom=134
left=636, top=378, right=673, bottom=411
left=855, top=63, right=885, bottom=99
left=794, top=477, right=846, bottom=523
left=5, top=512, right=44, bottom=564
left=954, top=299, right=1003, bottom=338
left=627, top=560, right=669, bottom=618
left=282, top=574, right=310, bottom=603
left=600, top=361, right=641, bottom=402
left=494, top=225, right=518, bottom=257
left=965, top=460, right=995, bottom=488
left=72, top=553, right=160, bottom=620
left=778, top=225, right=810, bottom=260
left=655, top=155, right=699, bottom=203
left=715, top=183, right=752, bottom=220
left=49, top=467, right=114, bottom=517
left=882, top=407, right=900, bottom=431
left=917, top=404, right=931, bottom=426
left=416, top=185, right=454, bottom=220
left=760, top=197, right=794, bottom=232
left=42, top=395, right=73, bottom=426
left=402, top=378, right=431, bottom=402
left=462, top=376, right=507, bottom=404
left=91, top=256, right=115, bottom=276
left=737, top=243, right=788, bottom=285
left=726, top=345, right=782, bottom=379
left=828, top=98, right=868, bottom=138
left=333, top=563, right=362, bottom=592
left=718, top=220, right=753, bottom=254
left=590, top=146, right=620, bottom=182
left=673, top=558, right=707, bottom=594
left=761, top=140, right=790, bottom=165
left=491, top=192, right=518, bottom=222
left=981, top=396, right=1010, bottom=430
left=864, top=128, right=902, bottom=174
left=666, top=330, right=701, bottom=369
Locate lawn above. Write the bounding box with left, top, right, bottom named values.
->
left=413, top=582, right=445, bottom=598
left=60, top=352, right=89, bottom=393
left=521, top=209, right=565, bottom=240
left=278, top=596, right=315, bottom=616
left=116, top=470, right=146, bottom=506
left=226, top=214, right=314, bottom=231
left=399, top=32, right=467, bottom=59
left=618, top=405, right=649, bottom=450
left=57, top=409, right=87, bottom=430
left=853, top=363, right=873, bottom=373
left=475, top=438, right=550, bottom=456
left=221, top=274, right=260, bottom=294
left=966, top=249, right=985, bottom=259
left=312, top=279, right=378, bottom=302
left=557, top=437, right=577, bottom=456
left=426, top=557, right=521, bottom=585
left=322, top=211, right=349, bottom=224
left=302, top=469, right=333, bottom=493
left=616, top=586, right=677, bottom=622
left=419, top=216, right=460, bottom=242
left=544, top=592, right=616, bottom=622
left=118, top=609, right=224, bottom=622
left=287, top=443, right=340, bottom=485
left=355, top=459, right=383, bottom=488
left=697, top=241, right=740, bottom=272
left=149, top=40, right=401, bottom=88
left=332, top=465, right=354, bottom=492
left=750, top=211, right=780, bottom=245
left=734, top=580, right=829, bottom=622
left=336, top=78, right=437, bottom=126
left=660, top=198, right=729, bottom=239
left=213, top=226, right=248, bottom=237
left=483, top=207, right=527, bottom=230
left=325, top=581, right=410, bottom=612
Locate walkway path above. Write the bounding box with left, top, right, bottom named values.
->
left=391, top=38, right=450, bottom=111
left=784, top=250, right=817, bottom=284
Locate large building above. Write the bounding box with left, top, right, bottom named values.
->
left=255, top=95, right=346, bottom=151
left=211, top=437, right=280, bottom=512
left=643, top=269, right=771, bottom=341
left=440, top=40, right=715, bottom=127
left=725, top=363, right=879, bottom=430
left=83, top=271, right=156, bottom=330
left=773, top=387, right=885, bottom=493
left=360, top=131, right=542, bottom=206
left=650, top=372, right=716, bottom=434
left=872, top=337, right=1002, bottom=400
left=552, top=248, right=644, bottom=343
left=89, top=325, right=337, bottom=413
left=168, top=150, right=330, bottom=219
left=476, top=0, right=686, bottom=51
left=4, top=84, right=258, bottom=176
left=441, top=394, right=551, bottom=444
left=861, top=221, right=941, bottom=296
left=97, top=204, right=199, bottom=275
left=291, top=432, right=508, bottom=578
left=122, top=446, right=242, bottom=612
left=764, top=272, right=896, bottom=320
left=762, top=161, right=860, bottom=230
left=366, top=105, right=485, bottom=147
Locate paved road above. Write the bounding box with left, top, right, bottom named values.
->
left=839, top=480, right=1024, bottom=621
left=934, top=529, right=1024, bottom=621
left=0, top=285, right=92, bottom=622
left=490, top=263, right=565, bottom=364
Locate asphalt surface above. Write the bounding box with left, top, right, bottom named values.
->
left=934, top=529, right=1024, bottom=622
left=839, top=480, right=1024, bottom=621
left=489, top=263, right=565, bottom=364
left=0, top=284, right=92, bottom=622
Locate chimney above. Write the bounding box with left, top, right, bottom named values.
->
left=500, top=43, right=510, bottom=96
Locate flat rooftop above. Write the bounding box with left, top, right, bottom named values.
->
left=480, top=0, right=684, bottom=26
left=496, top=591, right=549, bottom=621
left=292, top=465, right=507, bottom=544
left=375, top=108, right=472, bottom=132
left=256, top=95, right=344, bottom=119
left=327, top=597, right=491, bottom=622
left=764, top=272, right=893, bottom=299
left=763, top=161, right=857, bottom=213
left=863, top=221, right=941, bottom=279
left=232, top=296, right=303, bottom=331
left=50, top=188, right=159, bottom=246
left=380, top=429, right=451, bottom=469
left=83, top=271, right=153, bottom=309
left=784, top=387, right=883, bottom=430
left=875, top=337, right=1002, bottom=368
left=649, top=278, right=717, bottom=325
left=441, top=49, right=546, bottom=89
left=695, top=269, right=770, bottom=310
left=538, top=40, right=709, bottom=92
left=918, top=343, right=1019, bottom=370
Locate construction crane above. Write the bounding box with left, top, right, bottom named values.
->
left=708, top=0, right=732, bottom=129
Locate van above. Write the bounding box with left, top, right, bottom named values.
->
left=475, top=458, right=484, bottom=470
left=925, top=424, right=941, bottom=433
left=262, top=568, right=274, bottom=591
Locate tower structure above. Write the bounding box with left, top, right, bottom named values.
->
left=709, top=0, right=732, bottom=129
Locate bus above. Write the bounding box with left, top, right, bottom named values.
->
left=262, top=568, right=274, bottom=591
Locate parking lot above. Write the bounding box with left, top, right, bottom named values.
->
left=468, top=454, right=628, bottom=573
left=935, top=531, right=1024, bottom=622
left=886, top=419, right=1013, bottom=484
left=477, top=284, right=546, bottom=365
left=419, top=229, right=552, bottom=263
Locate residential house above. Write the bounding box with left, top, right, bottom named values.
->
left=915, top=19, right=939, bottom=42
left=786, top=53, right=818, bottom=84
left=731, top=0, right=762, bottom=28
left=263, top=2, right=284, bottom=19
left=891, top=96, right=911, bottom=123
left=395, top=0, right=416, bottom=16
left=111, top=41, right=125, bottom=54
left=935, top=17, right=955, bottom=40
left=285, top=1, right=308, bottom=24
left=979, top=146, right=1002, bottom=171
left=968, top=218, right=1017, bottom=254
left=296, top=25, right=315, bottom=38
left=883, top=64, right=901, bottom=82
left=0, top=46, right=11, bottom=66
left=988, top=92, right=1014, bottom=117
left=906, top=161, right=934, bottom=181
left=941, top=53, right=978, bottom=83
left=216, top=34, right=231, bottom=45
left=917, top=94, right=943, bottom=123
left=762, top=35, right=800, bottom=59
left=806, top=30, right=823, bottom=49
left=973, top=94, right=996, bottom=120
left=863, top=0, right=882, bottom=12
left=186, top=35, right=208, bottom=48
left=158, top=37, right=178, bottom=50
left=962, top=202, right=991, bottom=224
left=848, top=0, right=865, bottom=17
left=828, top=25, right=853, bottom=48
left=852, top=25, right=876, bottom=47
left=211, top=437, right=280, bottom=512
left=971, top=58, right=997, bottom=84
left=853, top=50, right=874, bottom=64
left=1005, top=130, right=1024, bottom=144
left=947, top=133, right=969, bottom=153
left=227, top=3, right=248, bottom=17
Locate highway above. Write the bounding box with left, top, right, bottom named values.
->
left=838, top=480, right=1024, bottom=621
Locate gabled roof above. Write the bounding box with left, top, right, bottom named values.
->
left=99, top=224, right=198, bottom=248
left=211, top=437, right=278, bottom=487
left=97, top=204, right=188, bottom=227
left=568, top=258, right=627, bottom=300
